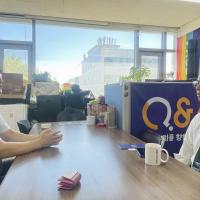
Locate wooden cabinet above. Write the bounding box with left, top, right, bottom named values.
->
left=0, top=104, right=28, bottom=131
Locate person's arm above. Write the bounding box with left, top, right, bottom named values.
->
left=0, top=129, right=39, bottom=142
left=177, top=131, right=193, bottom=166
left=175, top=116, right=195, bottom=166
left=0, top=129, right=62, bottom=159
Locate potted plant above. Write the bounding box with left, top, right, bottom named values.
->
left=120, top=66, right=150, bottom=82
left=32, top=71, right=52, bottom=84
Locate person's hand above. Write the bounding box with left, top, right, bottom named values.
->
left=38, top=128, right=63, bottom=148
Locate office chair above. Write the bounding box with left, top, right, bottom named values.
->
left=17, top=120, right=32, bottom=134
left=65, top=93, right=85, bottom=110
left=139, top=130, right=165, bottom=147
left=56, top=106, right=86, bottom=122
left=37, top=95, right=64, bottom=122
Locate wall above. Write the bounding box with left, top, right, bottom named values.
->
left=179, top=17, right=200, bottom=36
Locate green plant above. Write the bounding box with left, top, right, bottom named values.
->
left=4, top=56, right=28, bottom=81
left=32, top=71, right=53, bottom=83
left=120, top=66, right=150, bottom=82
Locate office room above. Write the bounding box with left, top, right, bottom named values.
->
left=0, top=0, right=200, bottom=199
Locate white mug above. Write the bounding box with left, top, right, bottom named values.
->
left=86, top=115, right=96, bottom=126
left=145, top=143, right=169, bottom=165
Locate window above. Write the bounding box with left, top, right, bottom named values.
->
left=167, top=32, right=175, bottom=50
left=138, top=30, right=176, bottom=80
left=0, top=18, right=33, bottom=82
left=165, top=52, right=175, bottom=79
left=0, top=18, right=32, bottom=41
left=139, top=31, right=162, bottom=49
left=3, top=49, right=29, bottom=81
left=0, top=16, right=177, bottom=96
left=104, top=57, right=134, bottom=63
left=36, top=21, right=134, bottom=95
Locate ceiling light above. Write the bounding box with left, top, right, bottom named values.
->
left=179, top=0, right=200, bottom=3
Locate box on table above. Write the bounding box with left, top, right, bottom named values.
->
left=1, top=73, right=24, bottom=94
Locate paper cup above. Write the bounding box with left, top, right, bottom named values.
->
left=86, top=116, right=96, bottom=126
left=41, top=123, right=52, bottom=130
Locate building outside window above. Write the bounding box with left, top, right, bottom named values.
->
left=0, top=17, right=176, bottom=96
left=36, top=22, right=134, bottom=95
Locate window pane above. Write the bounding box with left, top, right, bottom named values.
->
left=141, top=55, right=160, bottom=79
left=167, top=32, right=175, bottom=50
left=0, top=17, right=32, bottom=41
left=3, top=49, right=28, bottom=81
left=139, top=31, right=162, bottom=49
left=165, top=52, right=175, bottom=79
left=36, top=21, right=134, bottom=96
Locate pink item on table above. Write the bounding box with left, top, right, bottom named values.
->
left=58, top=171, right=81, bottom=190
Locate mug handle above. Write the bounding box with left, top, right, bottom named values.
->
left=161, top=148, right=169, bottom=163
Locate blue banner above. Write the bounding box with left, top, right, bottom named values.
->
left=131, top=82, right=199, bottom=154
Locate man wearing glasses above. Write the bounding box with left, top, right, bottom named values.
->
left=175, top=78, right=200, bottom=171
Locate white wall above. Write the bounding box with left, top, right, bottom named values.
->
left=178, top=17, right=200, bottom=36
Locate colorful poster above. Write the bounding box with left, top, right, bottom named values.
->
left=131, top=82, right=199, bottom=154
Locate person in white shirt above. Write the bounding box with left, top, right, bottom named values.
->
left=0, top=75, right=63, bottom=183
left=0, top=114, right=62, bottom=183
left=176, top=78, right=200, bottom=168
left=176, top=113, right=200, bottom=166
left=0, top=74, right=62, bottom=159
left=0, top=114, right=62, bottom=159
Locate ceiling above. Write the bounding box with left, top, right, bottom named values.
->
left=0, top=0, right=200, bottom=28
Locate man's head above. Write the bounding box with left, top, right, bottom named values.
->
left=71, top=84, right=81, bottom=94
left=193, top=75, right=200, bottom=101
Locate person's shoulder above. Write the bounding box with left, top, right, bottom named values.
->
left=190, top=113, right=200, bottom=127
left=193, top=113, right=200, bottom=121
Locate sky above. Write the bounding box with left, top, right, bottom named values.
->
left=0, top=19, right=174, bottom=83
left=0, top=20, right=134, bottom=83
left=35, top=23, right=134, bottom=83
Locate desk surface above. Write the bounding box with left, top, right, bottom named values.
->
left=0, top=122, right=200, bottom=200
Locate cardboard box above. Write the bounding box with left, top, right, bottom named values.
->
left=1, top=73, right=24, bottom=94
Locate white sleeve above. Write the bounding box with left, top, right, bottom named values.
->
left=0, top=114, right=9, bottom=134
left=175, top=115, right=195, bottom=166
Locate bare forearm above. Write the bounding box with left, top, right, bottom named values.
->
left=1, top=129, right=39, bottom=142
left=0, top=140, right=42, bottom=159
left=0, top=129, right=62, bottom=159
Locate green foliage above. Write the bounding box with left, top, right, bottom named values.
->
left=4, top=56, right=28, bottom=80
left=32, top=71, right=53, bottom=83
left=121, top=66, right=150, bottom=82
